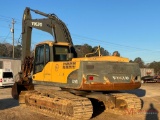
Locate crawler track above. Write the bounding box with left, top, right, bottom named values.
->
left=19, top=90, right=141, bottom=119
left=19, top=90, right=93, bottom=120
left=111, top=93, right=141, bottom=110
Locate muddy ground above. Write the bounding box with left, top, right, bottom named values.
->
left=0, top=83, right=160, bottom=120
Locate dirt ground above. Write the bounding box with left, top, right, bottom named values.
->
left=0, top=83, right=160, bottom=120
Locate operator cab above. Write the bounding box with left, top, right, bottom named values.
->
left=33, top=41, right=75, bottom=73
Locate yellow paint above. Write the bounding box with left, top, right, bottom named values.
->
left=32, top=41, right=129, bottom=84
left=33, top=55, right=128, bottom=83
left=33, top=61, right=80, bottom=83
left=72, top=56, right=129, bottom=62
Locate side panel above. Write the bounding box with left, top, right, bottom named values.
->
left=77, top=61, right=141, bottom=91
left=32, top=61, right=81, bottom=88
left=33, top=61, right=141, bottom=91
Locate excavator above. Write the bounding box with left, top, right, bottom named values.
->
left=12, top=7, right=142, bottom=120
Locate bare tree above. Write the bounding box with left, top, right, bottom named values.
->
left=0, top=43, right=8, bottom=57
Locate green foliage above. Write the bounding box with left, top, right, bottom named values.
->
left=74, top=44, right=109, bottom=57
left=74, top=44, right=92, bottom=57
left=134, top=57, right=145, bottom=68
left=132, top=57, right=160, bottom=74
left=148, top=61, right=160, bottom=74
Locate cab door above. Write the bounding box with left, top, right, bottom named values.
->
left=43, top=44, right=52, bottom=81
left=34, top=45, right=45, bottom=74
left=33, top=44, right=51, bottom=81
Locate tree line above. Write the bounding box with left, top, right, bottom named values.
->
left=1, top=43, right=160, bottom=74
left=0, top=43, right=21, bottom=58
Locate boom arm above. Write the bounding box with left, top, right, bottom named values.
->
left=12, top=7, right=76, bottom=99
left=22, top=7, right=73, bottom=60
left=21, top=7, right=76, bottom=83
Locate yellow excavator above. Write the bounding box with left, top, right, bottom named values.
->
left=12, top=7, right=141, bottom=120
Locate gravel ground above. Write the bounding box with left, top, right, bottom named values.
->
left=0, top=83, right=160, bottom=120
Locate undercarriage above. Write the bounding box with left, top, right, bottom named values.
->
left=18, top=89, right=141, bottom=120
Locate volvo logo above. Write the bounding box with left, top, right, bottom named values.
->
left=112, top=76, right=130, bottom=81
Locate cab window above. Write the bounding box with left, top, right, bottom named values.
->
left=34, top=44, right=50, bottom=73
left=45, top=45, right=50, bottom=64
left=53, top=46, right=69, bottom=61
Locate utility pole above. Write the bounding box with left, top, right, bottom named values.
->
left=11, top=18, right=15, bottom=58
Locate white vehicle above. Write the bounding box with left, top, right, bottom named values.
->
left=0, top=69, right=14, bottom=87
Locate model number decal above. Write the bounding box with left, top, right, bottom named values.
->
left=72, top=79, right=78, bottom=84
left=32, top=22, right=42, bottom=27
